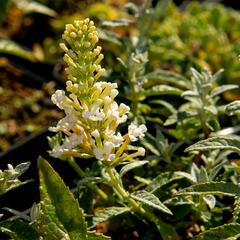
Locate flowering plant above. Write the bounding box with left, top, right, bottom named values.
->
left=1, top=2, right=240, bottom=239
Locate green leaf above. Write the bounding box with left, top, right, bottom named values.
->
left=177, top=182, right=240, bottom=197
left=102, top=19, right=132, bottom=27
left=131, top=190, right=173, bottom=215
left=192, top=223, right=240, bottom=240
left=0, top=162, right=31, bottom=196
left=0, top=39, right=35, bottom=61
left=37, top=156, right=87, bottom=240
left=144, top=70, right=190, bottom=89
left=98, top=29, right=122, bottom=46
left=0, top=219, right=39, bottom=240
left=145, top=172, right=183, bottom=193
left=92, top=207, right=130, bottom=227
left=225, top=101, right=240, bottom=116
left=119, top=161, right=148, bottom=178
left=11, top=0, right=57, bottom=16
left=210, top=84, right=238, bottom=98
left=185, top=135, right=240, bottom=155
left=140, top=85, right=183, bottom=97
left=0, top=0, right=9, bottom=24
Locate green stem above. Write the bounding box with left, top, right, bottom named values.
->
left=67, top=158, right=109, bottom=201
left=105, top=166, right=160, bottom=230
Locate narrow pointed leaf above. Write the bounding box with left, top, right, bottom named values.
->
left=211, top=84, right=238, bottom=98
left=120, top=161, right=148, bottom=178
left=177, top=182, right=240, bottom=197
left=0, top=39, right=35, bottom=61
left=144, top=70, right=190, bottom=89
left=131, top=190, right=173, bottom=215
left=38, top=156, right=87, bottom=239
left=102, top=19, right=132, bottom=27
left=185, top=135, right=240, bottom=155
left=192, top=223, right=240, bottom=240
left=225, top=101, right=240, bottom=116
left=92, top=207, right=130, bottom=227
left=145, top=172, right=183, bottom=193
left=11, top=0, right=57, bottom=16
left=140, top=85, right=182, bottom=97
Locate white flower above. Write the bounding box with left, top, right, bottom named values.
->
left=63, top=133, right=83, bottom=149
left=91, top=129, right=100, bottom=138
left=128, top=123, right=147, bottom=142
left=82, top=103, right=105, bottom=121
left=51, top=90, right=66, bottom=109
left=51, top=145, right=64, bottom=158
left=93, top=141, right=115, bottom=161
left=49, top=113, right=78, bottom=132
left=118, top=103, right=130, bottom=115
left=106, top=132, right=124, bottom=146
left=137, top=147, right=146, bottom=156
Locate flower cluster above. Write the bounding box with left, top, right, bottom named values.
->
left=49, top=19, right=147, bottom=163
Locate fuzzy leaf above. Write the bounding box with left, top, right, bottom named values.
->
left=92, top=207, right=130, bottom=227
left=210, top=84, right=238, bottom=98
left=0, top=39, right=35, bottom=61
left=0, top=219, right=39, bottom=240
left=37, top=156, right=87, bottom=240
left=131, top=190, right=173, bottom=215
left=225, top=101, right=240, bottom=116
left=192, top=223, right=240, bottom=240
left=185, top=135, right=240, bottom=155
left=145, top=172, right=183, bottom=193
left=102, top=19, right=132, bottom=27
left=144, top=70, right=190, bottom=89
left=98, top=29, right=122, bottom=46
left=12, top=0, right=57, bottom=16
left=140, top=85, right=182, bottom=97
left=177, top=182, right=240, bottom=197
left=119, top=161, right=148, bottom=178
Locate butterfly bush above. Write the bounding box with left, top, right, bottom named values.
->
left=49, top=18, right=147, bottom=163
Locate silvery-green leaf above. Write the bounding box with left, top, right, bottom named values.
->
left=203, top=195, right=216, bottom=209
left=0, top=39, right=35, bottom=61
left=185, top=135, right=240, bottom=155
left=98, top=29, right=122, bottom=46
left=145, top=172, right=183, bottom=193
left=177, top=182, right=240, bottom=197
left=144, top=70, right=190, bottom=89
left=211, top=84, right=238, bottom=98
left=192, top=223, right=240, bottom=240
left=140, top=138, right=160, bottom=156
left=92, top=207, right=130, bottom=227
left=199, top=166, right=209, bottom=183
left=131, top=190, right=173, bottom=215
left=102, top=19, right=132, bottom=27
left=149, top=99, right=177, bottom=114
left=140, top=85, right=183, bottom=97
left=225, top=101, right=240, bottom=116
left=12, top=0, right=57, bottom=16
left=119, top=161, right=148, bottom=178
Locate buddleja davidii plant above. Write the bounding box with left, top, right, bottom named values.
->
left=47, top=18, right=178, bottom=239
left=171, top=99, right=240, bottom=239
left=165, top=68, right=238, bottom=140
